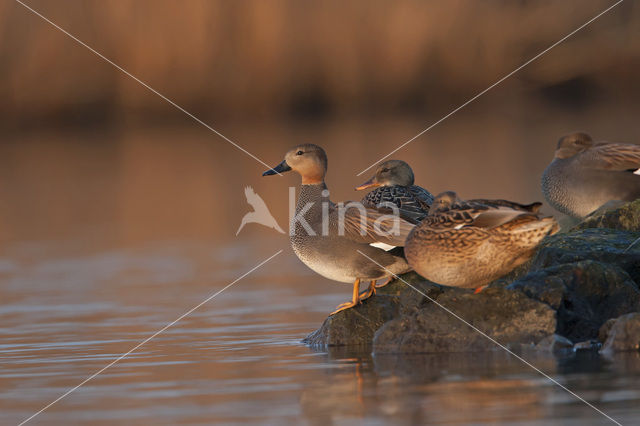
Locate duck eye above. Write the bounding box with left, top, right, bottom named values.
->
left=296, top=150, right=304, bottom=156
left=381, top=168, right=389, bottom=173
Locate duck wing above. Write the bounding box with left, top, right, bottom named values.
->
left=493, top=214, right=560, bottom=236
left=361, top=185, right=433, bottom=224
left=469, top=198, right=542, bottom=213
left=419, top=209, right=475, bottom=230
left=336, top=203, right=415, bottom=246
left=581, top=142, right=640, bottom=172
left=424, top=201, right=540, bottom=230
left=409, top=185, right=435, bottom=211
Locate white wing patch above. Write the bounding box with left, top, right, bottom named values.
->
left=634, top=168, right=640, bottom=175
left=369, top=242, right=396, bottom=251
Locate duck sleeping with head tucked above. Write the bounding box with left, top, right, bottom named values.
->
left=405, top=191, right=559, bottom=293
left=263, top=144, right=415, bottom=314
left=541, top=132, right=640, bottom=218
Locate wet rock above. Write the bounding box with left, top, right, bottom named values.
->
left=372, top=287, right=555, bottom=353
left=509, top=260, right=640, bottom=342
left=302, top=272, right=441, bottom=347
left=600, top=313, right=640, bottom=353
left=535, top=334, right=574, bottom=354
left=573, top=340, right=600, bottom=352
left=574, top=199, right=640, bottom=231
left=529, top=229, right=640, bottom=282
left=598, top=318, right=617, bottom=343
left=302, top=294, right=400, bottom=347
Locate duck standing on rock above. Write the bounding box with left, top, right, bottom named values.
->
left=263, top=144, right=415, bottom=314
left=405, top=191, right=559, bottom=293
left=355, top=160, right=434, bottom=223
left=541, top=132, right=640, bottom=218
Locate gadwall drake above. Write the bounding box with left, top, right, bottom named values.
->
left=541, top=132, right=640, bottom=218
left=405, top=191, right=559, bottom=292
left=263, top=144, right=415, bottom=314
left=356, top=160, right=434, bottom=223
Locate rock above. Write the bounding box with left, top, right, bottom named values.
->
left=535, top=334, right=574, bottom=354
left=372, top=287, right=555, bottom=353
left=574, top=199, right=640, bottom=231
left=573, top=340, right=600, bottom=352
left=600, top=313, right=640, bottom=353
left=302, top=294, right=400, bottom=347
left=529, top=229, right=640, bottom=282
left=509, top=261, right=640, bottom=342
left=302, top=272, right=436, bottom=347
left=598, top=318, right=617, bottom=343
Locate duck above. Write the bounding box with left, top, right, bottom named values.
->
left=541, top=132, right=640, bottom=218
left=429, top=193, right=543, bottom=219
left=263, top=144, right=415, bottom=314
left=405, top=191, right=559, bottom=292
left=355, top=160, right=434, bottom=223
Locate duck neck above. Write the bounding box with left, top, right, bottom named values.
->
left=291, top=182, right=330, bottom=236
left=296, top=182, right=328, bottom=215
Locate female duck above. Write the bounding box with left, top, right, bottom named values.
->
left=355, top=160, right=434, bottom=223
left=405, top=191, right=558, bottom=292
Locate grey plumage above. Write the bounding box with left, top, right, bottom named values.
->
left=542, top=132, right=640, bottom=218
left=264, top=144, right=414, bottom=314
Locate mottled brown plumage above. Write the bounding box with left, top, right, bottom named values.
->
left=405, top=192, right=559, bottom=290
left=356, top=160, right=434, bottom=223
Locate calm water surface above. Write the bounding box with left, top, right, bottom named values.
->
left=1, top=240, right=640, bottom=425
left=1, top=120, right=640, bottom=424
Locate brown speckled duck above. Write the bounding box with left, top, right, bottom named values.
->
left=263, top=144, right=415, bottom=314
left=405, top=191, right=559, bottom=292
left=541, top=132, right=640, bottom=218
left=355, top=160, right=434, bottom=223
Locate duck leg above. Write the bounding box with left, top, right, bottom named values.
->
left=375, top=276, right=394, bottom=289
left=358, top=280, right=377, bottom=300
left=474, top=285, right=488, bottom=294
left=331, top=278, right=361, bottom=315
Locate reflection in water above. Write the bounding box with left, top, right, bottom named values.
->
left=1, top=120, right=640, bottom=424
left=302, top=348, right=640, bottom=425
left=1, top=238, right=640, bottom=424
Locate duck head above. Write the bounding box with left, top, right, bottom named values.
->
left=355, top=160, right=414, bottom=190
left=263, top=144, right=328, bottom=184
left=554, top=132, right=594, bottom=159
left=429, top=191, right=459, bottom=214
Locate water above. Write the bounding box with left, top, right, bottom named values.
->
left=1, top=120, right=640, bottom=424
left=2, top=240, right=640, bottom=425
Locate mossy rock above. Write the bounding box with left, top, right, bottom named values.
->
left=574, top=199, right=640, bottom=231
left=372, top=286, right=555, bottom=353
left=509, top=260, right=640, bottom=342
left=531, top=228, right=640, bottom=282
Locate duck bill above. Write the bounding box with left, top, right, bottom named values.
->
left=355, top=177, right=381, bottom=191
left=263, top=160, right=292, bottom=176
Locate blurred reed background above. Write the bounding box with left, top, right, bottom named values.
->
left=1, top=0, right=639, bottom=248
left=2, top=0, right=640, bottom=123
